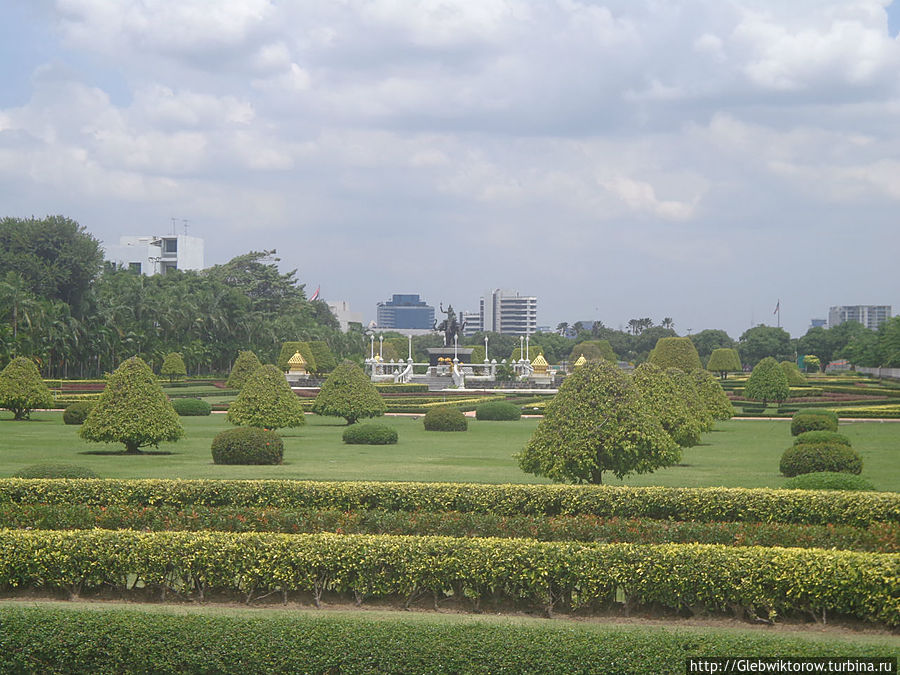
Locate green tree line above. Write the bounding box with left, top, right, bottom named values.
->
left=0, top=216, right=363, bottom=376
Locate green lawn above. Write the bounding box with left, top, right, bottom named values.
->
left=1, top=412, right=898, bottom=490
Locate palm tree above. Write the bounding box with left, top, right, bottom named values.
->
left=661, top=317, right=675, bottom=330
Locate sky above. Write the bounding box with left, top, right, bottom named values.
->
left=1, top=0, right=899, bottom=339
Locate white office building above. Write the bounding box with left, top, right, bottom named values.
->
left=105, top=235, right=205, bottom=275
left=472, top=288, right=538, bottom=336
left=828, top=305, right=891, bottom=331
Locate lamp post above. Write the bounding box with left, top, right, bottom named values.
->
left=369, top=334, right=374, bottom=360
left=484, top=335, right=489, bottom=363
left=526, top=335, right=530, bottom=361
left=453, top=334, right=458, bottom=361
left=408, top=334, right=413, bottom=361
left=379, top=334, right=384, bottom=359
left=519, top=335, right=524, bottom=362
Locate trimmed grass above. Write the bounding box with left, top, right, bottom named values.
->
left=1, top=412, right=898, bottom=490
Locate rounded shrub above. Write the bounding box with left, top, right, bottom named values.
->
left=475, top=401, right=522, bottom=421
left=791, top=411, right=839, bottom=435
left=211, top=427, right=284, bottom=465
left=171, top=398, right=212, bottom=416
left=423, top=406, right=468, bottom=432
left=779, top=443, right=863, bottom=477
left=793, top=431, right=851, bottom=447
left=342, top=423, right=398, bottom=445
left=63, top=401, right=96, bottom=425
left=783, top=471, right=875, bottom=491
left=13, top=463, right=98, bottom=479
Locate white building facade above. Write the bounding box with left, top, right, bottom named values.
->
left=105, top=235, right=205, bottom=275
left=475, top=288, right=538, bottom=336
left=828, top=305, right=891, bottom=331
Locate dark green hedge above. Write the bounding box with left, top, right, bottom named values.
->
left=1, top=479, right=896, bottom=526
left=1, top=503, right=894, bottom=552
left=2, top=607, right=894, bottom=675
left=0, top=530, right=896, bottom=625
left=342, top=424, right=398, bottom=445
left=171, top=397, right=212, bottom=416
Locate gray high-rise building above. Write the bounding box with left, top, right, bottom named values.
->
left=828, top=305, right=891, bottom=331
left=376, top=294, right=435, bottom=330
left=476, top=288, right=538, bottom=336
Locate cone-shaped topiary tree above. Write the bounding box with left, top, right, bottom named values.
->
left=517, top=360, right=679, bottom=484
left=227, top=364, right=307, bottom=429
left=692, top=368, right=734, bottom=421
left=226, top=350, right=263, bottom=390
left=666, top=367, right=714, bottom=432
left=780, top=360, right=807, bottom=386
left=648, top=337, right=702, bottom=372
left=706, top=348, right=742, bottom=379
left=312, top=361, right=386, bottom=424
left=0, top=357, right=53, bottom=420
left=80, top=356, right=184, bottom=453
left=631, top=363, right=703, bottom=447
left=744, top=356, right=790, bottom=403
left=160, top=352, right=187, bottom=383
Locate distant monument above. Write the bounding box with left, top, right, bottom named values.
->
left=435, top=302, right=466, bottom=346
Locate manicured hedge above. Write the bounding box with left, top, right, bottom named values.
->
left=2, top=608, right=893, bottom=675
left=11, top=463, right=98, bottom=479
left=783, top=472, right=876, bottom=492
left=791, top=411, right=839, bottom=435
left=342, top=424, right=398, bottom=445
left=423, top=406, right=468, bottom=431
left=374, top=383, right=429, bottom=393
left=211, top=428, right=284, bottom=465
left=1, top=480, right=896, bottom=526
left=780, top=443, right=863, bottom=477
left=0, top=530, right=896, bottom=625
left=171, top=397, right=213, bottom=416
left=793, top=431, right=852, bottom=447
left=475, top=400, right=522, bottom=421
left=62, top=401, right=96, bottom=425
left=1, top=504, right=894, bottom=552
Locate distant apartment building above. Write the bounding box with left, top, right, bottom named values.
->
left=828, top=305, right=891, bottom=331
left=809, top=318, right=827, bottom=329
left=471, top=288, right=537, bottom=336
left=460, top=311, right=481, bottom=337
left=327, top=300, right=364, bottom=332
left=375, top=294, right=435, bottom=330
left=104, top=235, right=204, bottom=275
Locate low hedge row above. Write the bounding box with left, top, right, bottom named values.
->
left=2, top=480, right=896, bottom=526
left=3, top=608, right=893, bottom=675
left=1, top=504, right=895, bottom=552
left=821, top=385, right=900, bottom=398
left=0, top=530, right=896, bottom=625
left=374, top=383, right=429, bottom=393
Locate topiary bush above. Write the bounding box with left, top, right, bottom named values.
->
left=171, top=398, right=212, bottom=416
left=227, top=364, right=306, bottom=430
left=794, top=431, right=851, bottom=447
left=780, top=443, right=863, bottom=477
left=423, top=406, right=468, bottom=432
left=226, top=350, right=262, bottom=390
left=342, top=424, right=398, bottom=445
left=211, top=427, right=284, bottom=465
left=312, top=361, right=385, bottom=424
left=791, top=411, right=839, bottom=435
left=744, top=357, right=790, bottom=403
left=648, top=337, right=702, bottom=372
left=63, top=401, right=96, bottom=425
left=12, top=463, right=98, bottom=479
left=160, top=352, right=187, bottom=383
left=475, top=401, right=522, bottom=421
left=783, top=471, right=875, bottom=491
left=0, top=357, right=54, bottom=420
left=780, top=361, right=807, bottom=387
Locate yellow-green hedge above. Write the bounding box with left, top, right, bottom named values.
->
left=1, top=530, right=897, bottom=625
left=1, top=479, right=896, bottom=526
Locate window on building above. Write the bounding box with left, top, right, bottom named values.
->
left=163, top=238, right=177, bottom=254
left=128, top=262, right=142, bottom=274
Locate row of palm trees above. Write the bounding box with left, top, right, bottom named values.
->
left=0, top=269, right=361, bottom=378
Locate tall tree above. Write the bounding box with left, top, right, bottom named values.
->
left=517, top=360, right=679, bottom=484
left=689, top=329, right=735, bottom=364
left=738, top=325, right=793, bottom=368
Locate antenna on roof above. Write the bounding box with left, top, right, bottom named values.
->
left=182, top=219, right=189, bottom=236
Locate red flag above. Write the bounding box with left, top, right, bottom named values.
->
left=773, top=300, right=780, bottom=314
left=310, top=286, right=320, bottom=301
